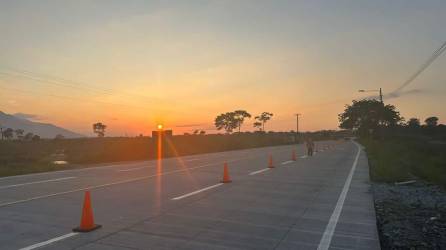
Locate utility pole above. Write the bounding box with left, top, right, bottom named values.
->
left=379, top=88, right=383, bottom=104
left=295, top=114, right=301, bottom=143
left=358, top=88, right=383, bottom=104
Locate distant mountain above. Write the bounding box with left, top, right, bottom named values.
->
left=0, top=111, right=84, bottom=138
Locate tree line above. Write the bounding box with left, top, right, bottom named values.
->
left=91, top=112, right=274, bottom=138
left=338, top=99, right=445, bottom=138
left=0, top=127, right=41, bottom=141
left=214, top=110, right=273, bottom=133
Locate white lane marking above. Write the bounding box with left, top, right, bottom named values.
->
left=0, top=143, right=302, bottom=181
left=317, top=142, right=361, bottom=250
left=117, top=166, right=150, bottom=172
left=300, top=155, right=308, bottom=159
left=0, top=157, right=248, bottom=208
left=0, top=162, right=151, bottom=181
left=249, top=168, right=270, bottom=175
left=171, top=183, right=224, bottom=200
left=0, top=177, right=76, bottom=190
left=19, top=232, right=78, bottom=250
left=184, top=158, right=201, bottom=162
left=281, top=160, right=294, bottom=165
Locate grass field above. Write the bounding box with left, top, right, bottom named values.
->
left=360, top=136, right=446, bottom=187
left=0, top=133, right=300, bottom=177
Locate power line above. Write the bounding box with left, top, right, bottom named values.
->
left=0, top=71, right=114, bottom=96
left=0, top=67, right=159, bottom=102
left=0, top=84, right=170, bottom=113
left=391, top=40, right=446, bottom=94
left=0, top=66, right=182, bottom=113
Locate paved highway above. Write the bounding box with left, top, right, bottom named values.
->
left=0, top=140, right=380, bottom=250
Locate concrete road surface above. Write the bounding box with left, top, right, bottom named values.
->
left=0, top=140, right=380, bottom=250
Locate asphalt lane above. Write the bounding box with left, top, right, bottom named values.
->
left=0, top=141, right=380, bottom=250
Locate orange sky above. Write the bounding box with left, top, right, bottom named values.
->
left=0, top=1, right=445, bottom=136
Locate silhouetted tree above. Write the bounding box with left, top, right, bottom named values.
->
left=407, top=118, right=420, bottom=128
left=24, top=132, right=34, bottom=141
left=93, top=122, right=107, bottom=137
left=425, top=116, right=439, bottom=127
left=234, top=110, right=251, bottom=133
left=254, top=112, right=273, bottom=131
left=14, top=129, right=24, bottom=140
left=2, top=128, right=14, bottom=140
left=253, top=121, right=262, bottom=131
left=215, top=112, right=238, bottom=133
left=32, top=135, right=40, bottom=141
left=339, top=99, right=402, bottom=136
left=54, top=134, right=65, bottom=140
left=199, top=130, right=206, bottom=135
left=193, top=130, right=199, bottom=135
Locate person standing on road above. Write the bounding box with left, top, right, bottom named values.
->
left=306, top=137, right=314, bottom=156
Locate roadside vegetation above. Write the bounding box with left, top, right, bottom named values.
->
left=360, top=136, right=446, bottom=186
left=339, top=99, right=446, bottom=249
left=339, top=99, right=446, bottom=185
left=0, top=109, right=349, bottom=177
left=0, top=130, right=347, bottom=177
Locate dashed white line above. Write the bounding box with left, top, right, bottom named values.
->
left=0, top=157, right=248, bottom=208
left=0, top=177, right=76, bottom=190
left=184, top=158, right=201, bottom=162
left=117, top=166, right=150, bottom=172
left=171, top=183, right=224, bottom=200
left=19, top=232, right=78, bottom=250
left=317, top=142, right=361, bottom=250
left=249, top=168, right=270, bottom=175
left=281, top=160, right=294, bottom=165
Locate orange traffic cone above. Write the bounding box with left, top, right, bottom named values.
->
left=292, top=150, right=297, bottom=161
left=221, top=162, right=232, bottom=183
left=268, top=155, right=275, bottom=168
left=73, top=191, right=101, bottom=232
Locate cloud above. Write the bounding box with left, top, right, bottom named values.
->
left=13, top=112, right=44, bottom=121
left=7, top=100, right=18, bottom=106
left=175, top=123, right=204, bottom=128
left=386, top=89, right=425, bottom=100
left=361, top=89, right=426, bottom=101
